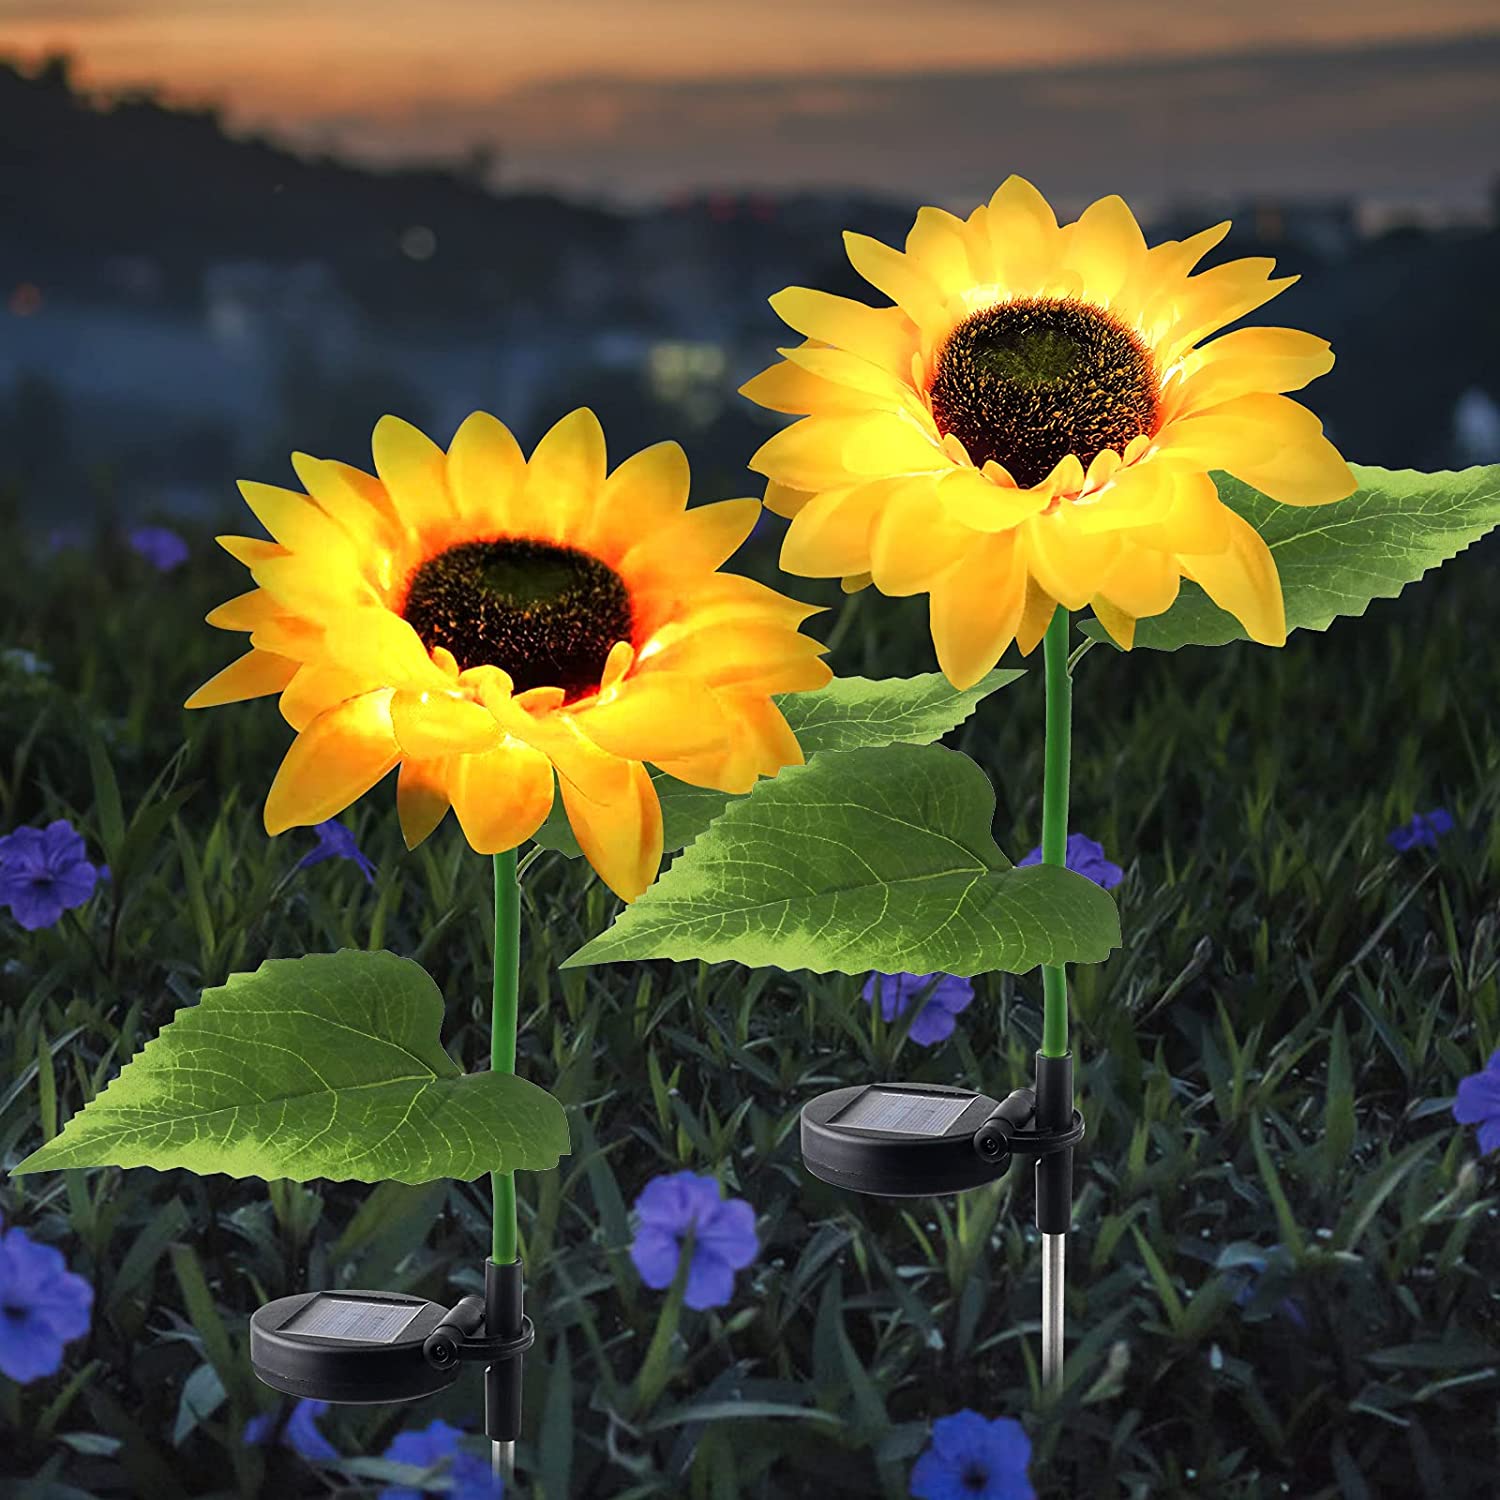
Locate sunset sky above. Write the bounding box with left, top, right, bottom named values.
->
left=4, top=0, right=1498, bottom=210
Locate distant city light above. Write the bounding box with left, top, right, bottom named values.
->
left=9, top=282, right=43, bottom=317
left=399, top=225, right=437, bottom=261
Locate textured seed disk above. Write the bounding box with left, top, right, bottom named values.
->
left=402, top=537, right=633, bottom=699
left=928, top=297, right=1160, bottom=488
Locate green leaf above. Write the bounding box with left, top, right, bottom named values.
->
left=11, top=951, right=569, bottom=1184
left=1080, top=464, right=1500, bottom=652
left=560, top=743, right=1120, bottom=976
left=532, top=667, right=1023, bottom=859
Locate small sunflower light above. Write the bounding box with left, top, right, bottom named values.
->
left=742, top=174, right=1356, bottom=687
left=187, top=409, right=830, bottom=900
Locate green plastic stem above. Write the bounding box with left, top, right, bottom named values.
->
left=1040, top=606, right=1072, bottom=1058
left=491, top=848, right=521, bottom=1265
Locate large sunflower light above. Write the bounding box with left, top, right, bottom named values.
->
left=742, top=174, right=1355, bottom=686
left=186, top=408, right=830, bottom=900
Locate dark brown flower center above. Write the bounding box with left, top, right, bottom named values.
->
left=401, top=537, right=633, bottom=700
left=927, top=297, right=1159, bottom=489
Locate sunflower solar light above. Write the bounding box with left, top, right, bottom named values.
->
left=561, top=177, right=1500, bottom=1394
left=9, top=407, right=1039, bottom=1474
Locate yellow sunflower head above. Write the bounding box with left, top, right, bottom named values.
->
left=187, top=409, right=831, bottom=901
left=741, top=175, right=1358, bottom=688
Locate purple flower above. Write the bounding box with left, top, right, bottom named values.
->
left=379, top=1418, right=500, bottom=1499
left=0, top=1218, right=93, bottom=1383
left=296, top=819, right=376, bottom=884
left=0, top=819, right=107, bottom=931
left=1453, top=1048, right=1500, bottom=1156
left=1388, top=808, right=1454, bottom=852
left=863, top=972, right=974, bottom=1047
left=628, top=1170, right=758, bottom=1311
left=244, top=1398, right=338, bottom=1462
left=1225, top=1249, right=1308, bottom=1330
left=126, top=525, right=190, bottom=573
left=910, top=1409, right=1035, bottom=1500
left=1018, top=832, right=1123, bottom=889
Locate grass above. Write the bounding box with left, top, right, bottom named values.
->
left=1, top=509, right=1498, bottom=1499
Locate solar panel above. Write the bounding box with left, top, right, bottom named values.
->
left=833, top=1088, right=973, bottom=1136
left=282, top=1295, right=422, bottom=1344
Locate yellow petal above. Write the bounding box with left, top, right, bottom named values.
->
left=750, top=415, right=873, bottom=492
left=290, top=452, right=399, bottom=550
left=1164, top=326, right=1335, bottom=420
left=739, top=357, right=883, bottom=417
left=280, top=661, right=376, bottom=732
left=779, top=482, right=892, bottom=577
left=764, top=480, right=815, bottom=520
left=449, top=740, right=555, bottom=855
left=767, top=287, right=916, bottom=375
left=396, top=756, right=452, bottom=850
left=781, top=344, right=915, bottom=405
left=937, top=467, right=1050, bottom=532
left=868, top=478, right=972, bottom=596
left=371, top=414, right=455, bottom=537
left=1202, top=393, right=1357, bottom=505
left=1015, top=574, right=1058, bottom=655
left=263, top=690, right=401, bottom=834
left=518, top=408, right=608, bottom=543
left=588, top=440, right=691, bottom=563
left=842, top=410, right=948, bottom=477
left=1095, top=544, right=1182, bottom=618
left=1176, top=508, right=1286, bottom=646
left=217, top=534, right=285, bottom=569
left=1126, top=470, right=1234, bottom=553
left=1022, top=510, right=1122, bottom=610
left=560, top=758, right=663, bottom=902
left=618, top=499, right=760, bottom=595
left=237, top=481, right=354, bottom=559
left=1159, top=261, right=1299, bottom=364
left=1090, top=596, right=1136, bottom=649
left=184, top=649, right=298, bottom=709
left=205, top=589, right=277, bottom=633
left=928, top=537, right=1027, bottom=689
left=904, top=205, right=981, bottom=301
left=652, top=691, right=803, bottom=794
left=1069, top=460, right=1178, bottom=535
left=494, top=705, right=634, bottom=806
left=573, top=669, right=729, bottom=762
left=843, top=230, right=949, bottom=330
left=390, top=689, right=504, bottom=758
left=321, top=608, right=448, bottom=689
left=1060, top=193, right=1147, bottom=308
left=642, top=622, right=831, bottom=695
left=842, top=571, right=873, bottom=593
left=985, top=175, right=1063, bottom=290
left=446, top=411, right=527, bottom=527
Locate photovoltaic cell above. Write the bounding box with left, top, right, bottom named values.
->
left=282, top=1295, right=422, bottom=1343
left=833, top=1088, right=973, bottom=1136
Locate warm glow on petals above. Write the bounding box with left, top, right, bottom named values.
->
left=1165, top=326, right=1335, bottom=419
left=396, top=756, right=451, bottom=850
left=205, top=589, right=276, bottom=633
left=618, top=499, right=760, bottom=594
left=928, top=538, right=1027, bottom=689
left=371, top=415, right=456, bottom=538
left=238, top=482, right=354, bottom=560
left=559, top=759, right=663, bottom=903
left=321, top=609, right=449, bottom=690
left=449, top=741, right=555, bottom=856
left=264, top=691, right=401, bottom=835
left=290, top=452, right=398, bottom=550
left=1176, top=508, right=1287, bottom=646
left=279, top=660, right=377, bottom=732
left=936, top=469, right=1050, bottom=532
left=780, top=482, right=892, bottom=577
left=589, top=441, right=692, bottom=562
left=767, top=287, right=916, bottom=375
left=446, top=411, right=527, bottom=527
left=518, top=408, right=608, bottom=543
left=1023, top=511, right=1123, bottom=610
left=574, top=670, right=729, bottom=761
left=390, top=689, right=504, bottom=758
left=185, top=648, right=298, bottom=709
left=842, top=230, right=948, bottom=330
